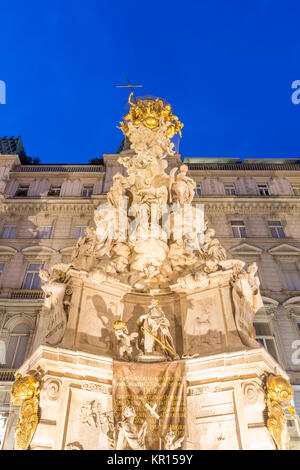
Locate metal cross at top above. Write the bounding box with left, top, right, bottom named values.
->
left=116, top=77, right=143, bottom=103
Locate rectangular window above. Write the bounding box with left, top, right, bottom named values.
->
left=258, top=184, right=270, bottom=196
left=0, top=264, right=4, bottom=277
left=254, top=322, right=279, bottom=361
left=81, top=185, right=94, bottom=197
left=23, top=264, right=43, bottom=289
left=15, top=185, right=29, bottom=197
left=48, top=185, right=61, bottom=196
left=1, top=224, right=16, bottom=239
left=74, top=224, right=88, bottom=239
left=268, top=221, right=285, bottom=238
left=37, top=224, right=52, bottom=239
left=292, top=184, right=300, bottom=196
left=0, top=415, right=8, bottom=450
left=281, top=263, right=300, bottom=290
left=231, top=221, right=247, bottom=238
left=196, top=184, right=201, bottom=196
left=224, top=184, right=236, bottom=195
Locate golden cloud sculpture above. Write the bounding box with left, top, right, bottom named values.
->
left=120, top=92, right=183, bottom=140
left=11, top=374, right=40, bottom=450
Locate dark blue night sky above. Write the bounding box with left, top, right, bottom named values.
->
left=0, top=0, right=300, bottom=163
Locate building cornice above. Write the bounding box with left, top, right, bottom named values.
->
left=195, top=197, right=300, bottom=213
left=0, top=197, right=107, bottom=215
left=0, top=195, right=299, bottom=215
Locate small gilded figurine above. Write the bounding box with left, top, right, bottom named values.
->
left=113, top=319, right=138, bottom=361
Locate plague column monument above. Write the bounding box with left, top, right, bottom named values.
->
left=5, top=93, right=294, bottom=450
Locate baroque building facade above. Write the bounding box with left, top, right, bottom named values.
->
left=0, top=141, right=300, bottom=449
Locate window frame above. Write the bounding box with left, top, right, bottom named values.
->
left=254, top=319, right=280, bottom=362
left=291, top=184, right=300, bottom=196
left=15, top=185, right=29, bottom=197
left=195, top=184, right=202, bottom=196
left=74, top=224, right=88, bottom=239
left=231, top=220, right=247, bottom=238
left=224, top=184, right=236, bottom=195
left=268, top=221, right=286, bottom=239
left=1, top=224, right=17, bottom=239
left=257, top=184, right=270, bottom=196
left=281, top=262, right=300, bottom=291
left=47, top=185, right=61, bottom=197
left=5, top=322, right=31, bottom=370
left=36, top=224, right=53, bottom=239
left=22, top=263, right=43, bottom=290
left=81, top=185, right=94, bottom=197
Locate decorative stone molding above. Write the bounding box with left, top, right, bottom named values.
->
left=21, top=245, right=57, bottom=261
left=268, top=244, right=300, bottom=256
left=43, top=378, right=62, bottom=401
left=0, top=245, right=18, bottom=260
left=229, top=243, right=263, bottom=257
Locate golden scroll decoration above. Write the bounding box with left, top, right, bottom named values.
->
left=265, top=374, right=294, bottom=450
left=11, top=373, right=40, bottom=450
left=120, top=92, right=183, bottom=140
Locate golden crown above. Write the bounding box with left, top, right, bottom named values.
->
left=120, top=93, right=183, bottom=140
left=113, top=319, right=127, bottom=331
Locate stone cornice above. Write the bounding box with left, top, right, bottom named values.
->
left=11, top=164, right=106, bottom=174
left=0, top=197, right=106, bottom=215
left=194, top=197, right=300, bottom=212
left=1, top=195, right=300, bottom=215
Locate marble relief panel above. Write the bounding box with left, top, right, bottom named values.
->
left=187, top=389, right=241, bottom=450
left=183, top=290, right=226, bottom=356
left=63, top=387, right=113, bottom=450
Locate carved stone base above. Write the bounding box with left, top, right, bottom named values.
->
left=3, top=345, right=289, bottom=450
left=136, top=352, right=169, bottom=363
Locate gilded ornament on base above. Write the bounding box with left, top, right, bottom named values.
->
left=10, top=373, right=40, bottom=450
left=264, top=374, right=294, bottom=450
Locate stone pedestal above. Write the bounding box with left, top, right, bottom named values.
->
left=4, top=345, right=113, bottom=450
left=185, top=347, right=286, bottom=450
left=3, top=345, right=287, bottom=450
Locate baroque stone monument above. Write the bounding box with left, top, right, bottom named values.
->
left=5, top=93, right=294, bottom=450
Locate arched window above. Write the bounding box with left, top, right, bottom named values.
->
left=5, top=323, right=31, bottom=369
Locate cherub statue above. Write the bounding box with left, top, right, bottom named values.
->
left=169, top=164, right=196, bottom=206
left=198, top=228, right=227, bottom=272
left=113, top=319, right=138, bottom=361
left=80, top=400, right=100, bottom=428
left=163, top=429, right=184, bottom=450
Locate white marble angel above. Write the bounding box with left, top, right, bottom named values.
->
left=169, top=164, right=196, bottom=206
